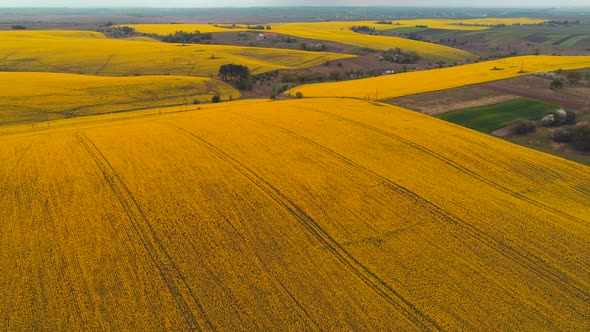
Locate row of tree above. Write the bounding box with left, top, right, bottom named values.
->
left=97, top=26, right=135, bottom=38
left=161, top=31, right=212, bottom=44
left=218, top=64, right=252, bottom=90
left=350, top=26, right=375, bottom=33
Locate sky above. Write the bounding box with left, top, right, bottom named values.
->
left=1, top=1, right=589, bottom=8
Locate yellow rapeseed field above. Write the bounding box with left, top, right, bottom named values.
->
left=0, top=30, right=353, bottom=77
left=128, top=18, right=543, bottom=63
left=289, top=55, right=590, bottom=99
left=131, top=22, right=475, bottom=62
left=0, top=72, right=239, bottom=124
left=128, top=18, right=545, bottom=36
left=124, top=23, right=250, bottom=35
left=1, top=98, right=588, bottom=330
left=270, top=22, right=475, bottom=62
left=387, top=17, right=546, bottom=30
left=268, top=18, right=546, bottom=34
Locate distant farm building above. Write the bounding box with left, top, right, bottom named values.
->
left=258, top=33, right=278, bottom=40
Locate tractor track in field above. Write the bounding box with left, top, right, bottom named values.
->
left=75, top=132, right=215, bottom=332
left=158, top=121, right=444, bottom=332
left=232, top=112, right=430, bottom=205
left=95, top=53, right=116, bottom=75
left=236, top=112, right=587, bottom=288
left=289, top=108, right=590, bottom=302
left=213, top=212, right=322, bottom=330
left=42, top=199, right=87, bottom=329
left=308, top=107, right=586, bottom=226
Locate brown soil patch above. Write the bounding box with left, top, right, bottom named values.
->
left=485, top=83, right=586, bottom=110
left=491, top=123, right=517, bottom=138
left=482, top=75, right=590, bottom=110
left=388, top=85, right=517, bottom=115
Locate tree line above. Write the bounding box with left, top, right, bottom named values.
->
left=218, top=64, right=252, bottom=90
left=161, top=31, right=213, bottom=44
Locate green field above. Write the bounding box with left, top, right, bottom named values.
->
left=560, top=35, right=590, bottom=47
left=438, top=98, right=557, bottom=133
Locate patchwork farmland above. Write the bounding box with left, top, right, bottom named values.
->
left=0, top=7, right=589, bottom=331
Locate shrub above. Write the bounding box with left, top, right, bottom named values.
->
left=564, top=110, right=576, bottom=125
left=542, top=109, right=576, bottom=126
left=571, top=123, right=590, bottom=151
left=236, top=78, right=253, bottom=91
left=211, top=94, right=221, bottom=103
left=512, top=120, right=536, bottom=135
left=552, top=128, right=572, bottom=143
left=567, top=78, right=578, bottom=86
left=192, top=98, right=200, bottom=105
left=541, top=114, right=556, bottom=126
left=295, top=91, right=303, bottom=99
left=550, top=78, right=563, bottom=89
left=566, top=71, right=582, bottom=81
left=275, top=84, right=289, bottom=94
left=328, top=71, right=341, bottom=81
left=535, top=71, right=556, bottom=79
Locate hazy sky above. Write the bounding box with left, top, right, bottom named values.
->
left=1, top=0, right=589, bottom=7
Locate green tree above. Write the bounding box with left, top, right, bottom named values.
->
left=553, top=128, right=572, bottom=143
left=550, top=79, right=563, bottom=90
left=512, top=120, right=535, bottom=135
left=572, top=123, right=590, bottom=151
left=218, top=64, right=251, bottom=90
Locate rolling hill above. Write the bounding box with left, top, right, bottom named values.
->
left=127, top=18, right=546, bottom=36
left=288, top=55, right=590, bottom=99
left=0, top=72, right=239, bottom=124
left=130, top=21, right=475, bottom=63
left=1, top=98, right=588, bottom=330
left=0, top=30, right=353, bottom=77
left=128, top=18, right=545, bottom=63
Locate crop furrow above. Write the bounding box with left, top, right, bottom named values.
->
left=232, top=112, right=428, bottom=203
left=215, top=213, right=321, bottom=329
left=311, top=108, right=585, bottom=222
left=42, top=199, right=87, bottom=329
left=159, top=121, right=443, bottom=332
left=304, top=108, right=590, bottom=301
left=234, top=113, right=585, bottom=296
left=75, top=132, right=214, bottom=331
